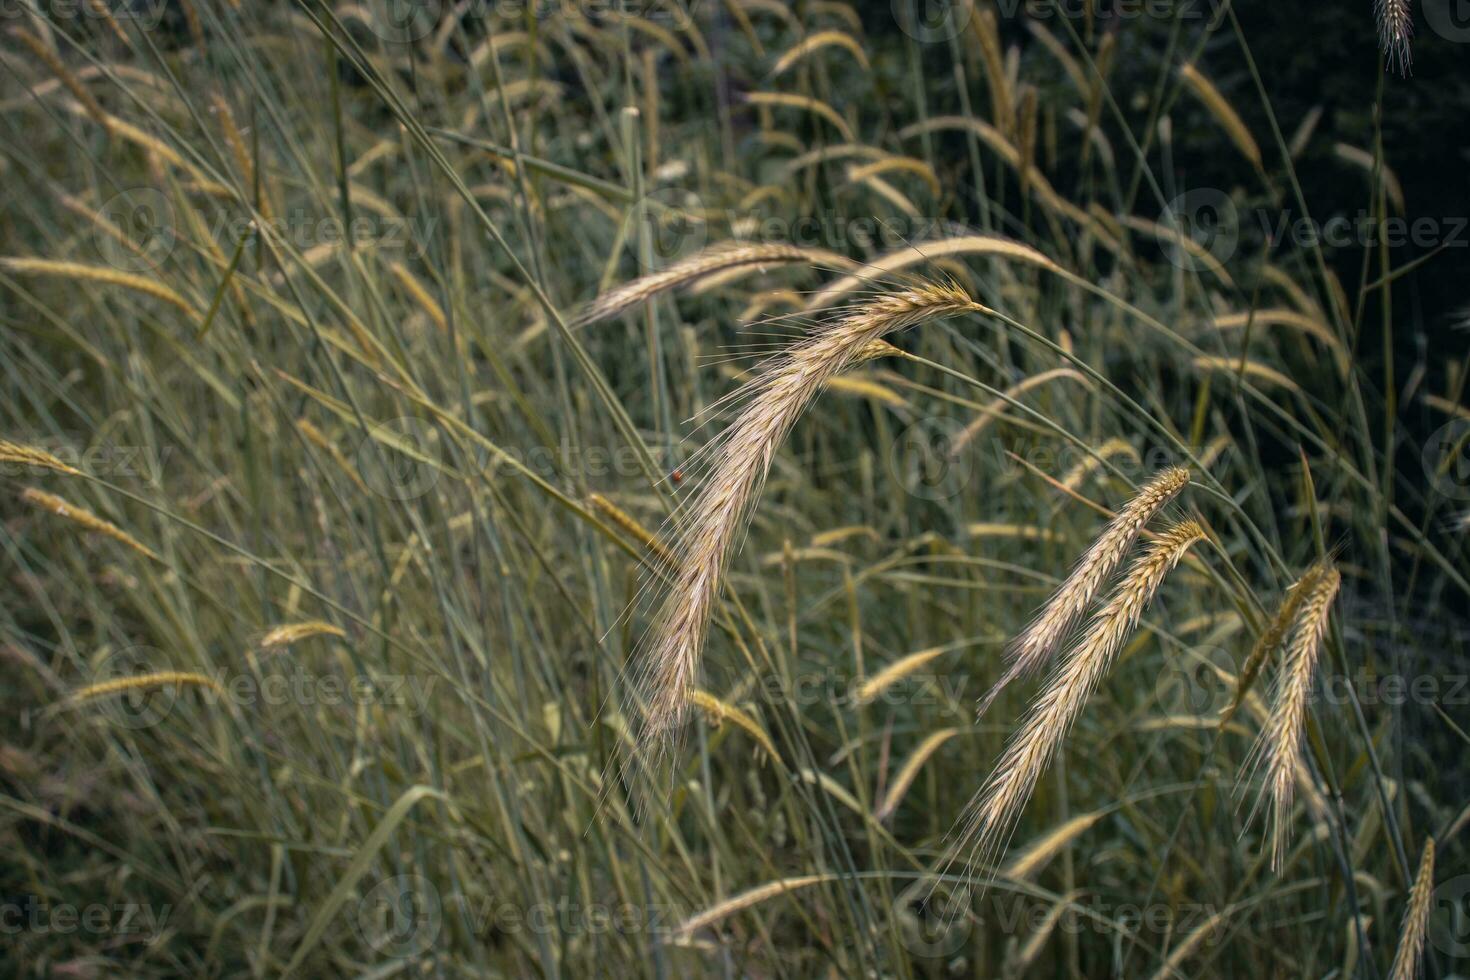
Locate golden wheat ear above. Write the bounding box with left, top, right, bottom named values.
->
left=978, top=466, right=1190, bottom=718
left=1242, top=563, right=1340, bottom=869
left=1388, top=838, right=1435, bottom=980
left=634, top=283, right=986, bottom=757
left=952, top=519, right=1206, bottom=882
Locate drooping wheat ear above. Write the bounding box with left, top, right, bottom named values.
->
left=952, top=519, right=1206, bottom=880
left=977, top=466, right=1191, bottom=718
left=0, top=258, right=200, bottom=321
left=574, top=242, right=840, bottom=327
left=1376, top=0, right=1414, bottom=76
left=1388, top=837, right=1436, bottom=980
left=1222, top=561, right=1329, bottom=725
left=21, top=488, right=159, bottom=562
left=260, top=621, right=346, bottom=650
left=0, top=439, right=82, bottom=476
left=637, top=284, right=987, bottom=754
left=1246, top=563, right=1340, bottom=870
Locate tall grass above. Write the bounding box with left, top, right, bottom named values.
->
left=0, top=2, right=1462, bottom=977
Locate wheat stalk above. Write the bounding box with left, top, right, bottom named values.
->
left=977, top=467, right=1191, bottom=717
left=1246, top=563, right=1340, bottom=869
left=953, top=519, right=1206, bottom=879
left=877, top=727, right=961, bottom=820
left=636, top=284, right=985, bottom=754
left=1387, top=837, right=1435, bottom=980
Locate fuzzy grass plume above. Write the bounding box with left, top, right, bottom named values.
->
left=978, top=466, right=1191, bottom=716
left=952, top=519, right=1206, bottom=879
left=635, top=283, right=986, bottom=754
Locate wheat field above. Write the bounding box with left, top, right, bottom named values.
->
left=1, top=1, right=1466, bottom=976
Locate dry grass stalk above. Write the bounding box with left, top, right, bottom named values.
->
left=1179, top=64, right=1262, bottom=168
left=745, top=91, right=854, bottom=140
left=954, top=520, right=1206, bottom=878
left=588, top=493, right=670, bottom=562
left=1192, top=356, right=1301, bottom=393
left=1247, top=564, right=1340, bottom=869
left=1003, top=810, right=1104, bottom=881
left=857, top=644, right=957, bottom=704
left=71, top=671, right=225, bottom=704
left=1146, top=907, right=1230, bottom=980
left=9, top=28, right=111, bottom=134
left=977, top=467, right=1191, bottom=717
left=260, top=622, right=346, bottom=649
left=1387, top=838, right=1435, bottom=980
left=637, top=283, right=985, bottom=753
left=0, top=257, right=200, bottom=321
left=877, top=727, right=961, bottom=820
left=770, top=30, right=869, bottom=76
left=969, top=8, right=1014, bottom=136
left=21, top=488, right=159, bottom=562
left=575, top=243, right=835, bottom=326
left=673, top=874, right=835, bottom=941
left=387, top=261, right=448, bottom=332
left=0, top=439, right=82, bottom=475
left=1376, top=0, right=1414, bottom=76
left=685, top=689, right=778, bottom=761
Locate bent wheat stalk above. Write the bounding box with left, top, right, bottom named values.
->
left=636, top=284, right=986, bottom=753
left=977, top=467, right=1190, bottom=717
left=952, top=520, right=1206, bottom=880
